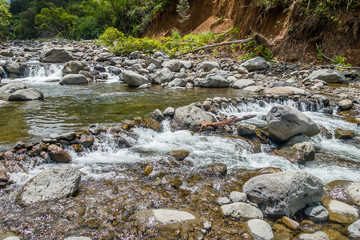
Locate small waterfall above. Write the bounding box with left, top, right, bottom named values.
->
left=24, top=64, right=63, bottom=81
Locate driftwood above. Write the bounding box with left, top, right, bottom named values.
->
left=188, top=38, right=253, bottom=54
left=199, top=115, right=256, bottom=133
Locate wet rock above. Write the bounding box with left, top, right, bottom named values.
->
left=246, top=219, right=274, bottom=240
left=264, top=87, right=306, bottom=96
left=63, top=237, right=92, bottom=240
left=323, top=197, right=359, bottom=224
left=304, top=204, right=329, bottom=222
left=0, top=170, right=9, bottom=188
left=243, top=171, right=323, bottom=217
left=229, top=191, right=247, bottom=203
left=3, top=61, right=25, bottom=76
left=299, top=231, right=329, bottom=240
left=167, top=150, right=190, bottom=161
left=324, top=180, right=360, bottom=207
left=40, top=48, right=73, bottom=63
left=59, top=74, right=88, bottom=85
left=232, top=79, right=255, bottom=89
left=171, top=104, right=215, bottom=131
left=143, top=165, right=153, bottom=176
left=0, top=49, right=13, bottom=57
left=204, top=163, right=227, bottom=176
left=130, top=209, right=202, bottom=231
left=199, top=61, right=220, bottom=72
left=195, top=74, right=230, bottom=88
left=0, top=82, right=28, bottom=99
left=241, top=57, right=268, bottom=71
left=237, top=123, right=257, bottom=137
left=59, top=132, right=76, bottom=141
left=8, top=88, right=44, bottom=101
left=14, top=141, right=25, bottom=149
left=216, top=197, right=231, bottom=205
left=308, top=69, right=345, bottom=83
left=266, top=105, right=320, bottom=142
left=48, top=144, right=72, bottom=163
left=153, top=69, right=174, bottom=84
left=16, top=165, right=81, bottom=206
left=152, top=109, right=165, bottom=122
left=286, top=134, right=311, bottom=146
left=281, top=216, right=300, bottom=230
left=221, top=202, right=264, bottom=220
left=334, top=129, right=355, bottom=140
left=162, top=60, right=181, bottom=72
left=348, top=219, right=360, bottom=239
left=123, top=70, right=148, bottom=87
left=338, top=99, right=353, bottom=111
left=277, top=142, right=315, bottom=164
left=72, top=144, right=83, bottom=152
left=62, top=61, right=86, bottom=75
left=163, top=107, right=175, bottom=116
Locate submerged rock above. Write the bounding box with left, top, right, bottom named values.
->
left=171, top=104, right=215, bottom=131
left=16, top=165, right=81, bottom=206
left=243, top=171, right=323, bottom=217
left=266, top=105, right=320, bottom=142
left=8, top=88, right=44, bottom=101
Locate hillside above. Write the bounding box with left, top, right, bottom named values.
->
left=146, top=0, right=360, bottom=65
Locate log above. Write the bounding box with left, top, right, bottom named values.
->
left=199, top=115, right=256, bottom=133
left=187, top=38, right=253, bottom=54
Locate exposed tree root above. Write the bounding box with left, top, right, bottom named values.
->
left=199, top=115, right=256, bottom=133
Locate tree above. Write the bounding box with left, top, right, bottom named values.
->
left=0, top=0, right=12, bottom=40
left=35, top=7, right=77, bottom=38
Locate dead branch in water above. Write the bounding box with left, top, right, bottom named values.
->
left=187, top=38, right=253, bottom=54
left=199, top=115, right=256, bottom=133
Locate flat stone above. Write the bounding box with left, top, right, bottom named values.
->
left=247, top=219, right=274, bottom=240
left=299, top=231, right=329, bottom=240
left=334, top=129, right=355, bottom=140
left=221, top=202, right=263, bottom=220
left=308, top=69, right=345, bottom=83
left=232, top=79, right=255, bottom=89
left=264, top=86, right=306, bottom=95
left=323, top=197, right=359, bottom=224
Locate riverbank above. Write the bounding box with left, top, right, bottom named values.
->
left=0, top=40, right=360, bottom=239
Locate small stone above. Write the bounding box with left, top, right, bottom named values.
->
left=167, top=150, right=190, bottom=161
left=281, top=216, right=300, bottom=230
left=204, top=163, right=227, bottom=176
left=246, top=219, right=274, bottom=240
left=348, top=219, right=360, bottom=239
left=143, top=165, right=153, bottom=176
left=72, top=144, right=83, bottom=152
left=237, top=123, right=257, bottom=137
left=229, top=191, right=247, bottom=203
left=203, top=221, right=212, bottom=230
left=164, top=107, right=175, bottom=116
left=304, top=204, right=329, bottom=222
left=152, top=109, right=164, bottom=122
left=47, top=144, right=72, bottom=163
left=338, top=99, right=353, bottom=111
left=14, top=141, right=25, bottom=149
left=334, top=129, right=355, bottom=140
left=221, top=202, right=263, bottom=220
left=299, top=231, right=329, bottom=240
left=216, top=197, right=231, bottom=206
left=79, top=135, right=95, bottom=147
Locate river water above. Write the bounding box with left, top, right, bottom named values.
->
left=1, top=63, right=360, bottom=186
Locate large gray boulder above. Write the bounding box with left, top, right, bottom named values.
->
left=194, top=74, right=230, bottom=88
left=241, top=57, right=268, bottom=71
left=0, top=82, right=28, bottom=99
left=3, top=61, right=26, bottom=76
left=123, top=70, right=148, bottom=87
left=162, top=60, right=181, bottom=72
left=8, top=88, right=44, bottom=101
left=59, top=74, right=88, bottom=85
left=243, top=171, right=323, bottom=217
left=266, top=105, right=320, bottom=142
left=153, top=69, right=175, bottom=84
left=62, top=61, right=86, bottom=75
left=16, top=165, right=81, bottom=206
left=40, top=48, right=73, bottom=63
left=199, top=61, right=220, bottom=72
left=171, top=104, right=215, bottom=131
left=308, top=69, right=345, bottom=83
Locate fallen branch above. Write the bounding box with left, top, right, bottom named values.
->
left=199, top=115, right=256, bottom=133
left=187, top=38, right=253, bottom=54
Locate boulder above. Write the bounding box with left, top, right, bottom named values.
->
left=221, top=202, right=264, bottom=220
left=264, top=87, right=306, bottom=96
left=153, top=69, right=175, bottom=84
left=62, top=61, right=86, bottom=75
left=324, top=180, right=360, bottom=207
left=40, top=48, right=73, bottom=63
left=241, top=57, right=268, bottom=71
left=162, top=60, right=181, bottom=72
left=8, top=88, right=44, bottom=101
left=232, top=79, right=255, bottom=89
left=123, top=70, right=148, bottom=87
left=47, top=144, right=72, bottom=163
left=348, top=219, right=360, bottom=239
left=168, top=78, right=186, bottom=88
left=199, top=61, right=220, bottom=72
left=144, top=57, right=161, bottom=69
left=179, top=60, right=192, bottom=69
left=97, top=52, right=114, bottom=61
left=16, top=165, right=81, bottom=206
left=79, top=135, right=95, bottom=147
left=237, top=123, right=257, bottom=137
left=308, top=69, right=345, bottom=83
left=275, top=142, right=315, bottom=164
left=3, top=61, right=25, bottom=75
left=243, top=85, right=263, bottom=93
left=299, top=231, right=329, bottom=240
left=59, top=74, right=88, bottom=85
left=194, top=74, right=230, bottom=88
left=0, top=49, right=13, bottom=57
left=246, top=219, right=274, bottom=240
left=334, top=129, right=355, bottom=140
left=338, top=99, right=353, bottom=111
left=323, top=197, right=359, bottom=224
left=243, top=171, right=323, bottom=217
left=0, top=82, right=28, bottom=99
left=266, top=105, right=320, bottom=142
left=171, top=104, right=215, bottom=131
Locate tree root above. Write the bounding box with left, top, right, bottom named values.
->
left=199, top=115, right=256, bottom=133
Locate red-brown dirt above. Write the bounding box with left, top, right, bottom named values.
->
left=146, top=0, right=360, bottom=65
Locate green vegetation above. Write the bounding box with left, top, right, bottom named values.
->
left=0, top=0, right=11, bottom=40
left=238, top=39, right=274, bottom=61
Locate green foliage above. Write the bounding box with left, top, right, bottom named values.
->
left=0, top=0, right=12, bottom=40
left=35, top=7, right=78, bottom=38
left=333, top=55, right=351, bottom=70
left=316, top=47, right=324, bottom=63
left=176, top=0, right=190, bottom=23
left=238, top=40, right=274, bottom=61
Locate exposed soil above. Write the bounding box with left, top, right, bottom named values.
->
left=146, top=0, right=360, bottom=65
